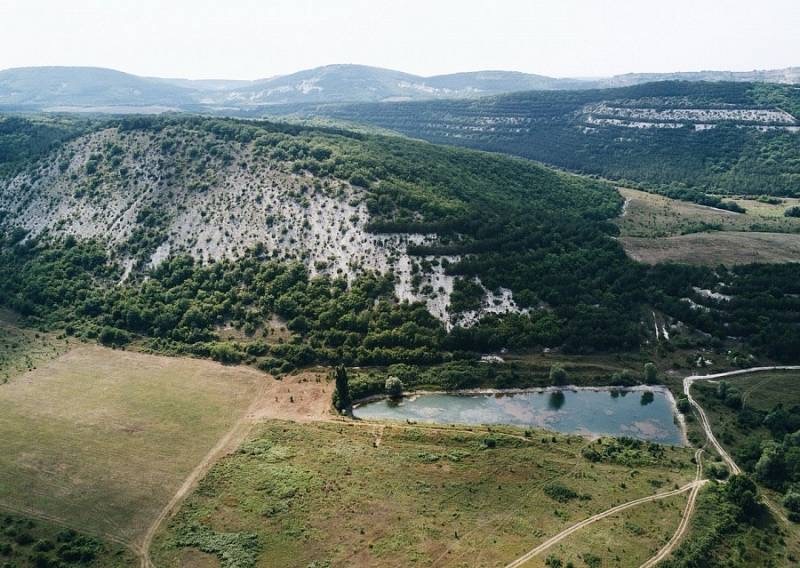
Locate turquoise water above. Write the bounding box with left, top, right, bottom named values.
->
left=354, top=388, right=683, bottom=445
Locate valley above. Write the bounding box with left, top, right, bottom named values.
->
left=0, top=76, right=799, bottom=567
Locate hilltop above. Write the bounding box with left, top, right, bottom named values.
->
left=1, top=64, right=799, bottom=111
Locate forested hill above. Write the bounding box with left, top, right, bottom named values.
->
left=0, top=114, right=799, bottom=372
left=315, top=81, right=800, bottom=201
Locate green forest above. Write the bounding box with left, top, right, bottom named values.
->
left=316, top=81, right=800, bottom=203
left=1, top=114, right=799, bottom=376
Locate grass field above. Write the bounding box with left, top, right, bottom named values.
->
left=151, top=420, right=696, bottom=568
left=616, top=188, right=800, bottom=238
left=0, top=345, right=266, bottom=548
left=526, top=492, right=687, bottom=568
left=621, top=231, right=800, bottom=265
left=616, top=188, right=800, bottom=265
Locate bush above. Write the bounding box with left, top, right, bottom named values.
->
left=209, top=342, right=243, bottom=364
left=705, top=462, right=729, bottom=480
left=783, top=491, right=800, bottom=513
left=785, top=206, right=800, bottom=218
left=543, top=482, right=580, bottom=502
left=385, top=376, right=404, bottom=398
left=98, top=326, right=130, bottom=347
left=549, top=365, right=568, bottom=386
left=644, top=362, right=658, bottom=384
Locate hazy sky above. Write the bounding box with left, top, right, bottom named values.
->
left=1, top=0, right=798, bottom=79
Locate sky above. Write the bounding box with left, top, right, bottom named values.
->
left=0, top=0, right=798, bottom=80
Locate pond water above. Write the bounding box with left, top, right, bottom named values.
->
left=354, top=388, right=684, bottom=445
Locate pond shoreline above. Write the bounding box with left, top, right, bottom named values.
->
left=353, top=384, right=689, bottom=446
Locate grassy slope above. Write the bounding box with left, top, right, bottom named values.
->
left=617, top=188, right=800, bottom=238
left=151, top=420, right=695, bottom=568
left=616, top=188, right=800, bottom=265
left=0, top=344, right=263, bottom=544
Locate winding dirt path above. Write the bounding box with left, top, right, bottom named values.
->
left=503, top=481, right=705, bottom=568
left=682, top=365, right=800, bottom=528
left=683, top=366, right=800, bottom=476
left=139, top=382, right=268, bottom=567
left=639, top=449, right=705, bottom=568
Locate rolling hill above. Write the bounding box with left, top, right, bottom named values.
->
left=1, top=64, right=799, bottom=111
left=1, top=114, right=799, bottom=371
left=315, top=81, right=800, bottom=198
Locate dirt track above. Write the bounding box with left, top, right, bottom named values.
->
left=140, top=371, right=333, bottom=567
left=503, top=448, right=706, bottom=568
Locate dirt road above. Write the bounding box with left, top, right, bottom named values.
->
left=683, top=365, right=800, bottom=528
left=140, top=371, right=333, bottom=567
left=639, top=449, right=705, bottom=568
left=684, top=366, right=800, bottom=476
left=503, top=481, right=705, bottom=568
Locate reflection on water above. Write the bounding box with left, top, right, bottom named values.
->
left=548, top=391, right=565, bottom=410
left=354, top=388, right=683, bottom=445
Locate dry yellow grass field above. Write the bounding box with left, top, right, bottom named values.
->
left=621, top=231, right=800, bottom=265
left=616, top=188, right=800, bottom=265
left=0, top=345, right=266, bottom=548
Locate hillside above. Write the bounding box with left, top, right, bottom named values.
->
left=316, top=81, right=800, bottom=199
left=1, top=114, right=799, bottom=373
left=0, top=66, right=195, bottom=110
left=2, top=65, right=799, bottom=111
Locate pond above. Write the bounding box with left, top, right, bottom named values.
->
left=353, top=387, right=684, bottom=445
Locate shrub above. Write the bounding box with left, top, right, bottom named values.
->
left=785, top=206, right=800, bottom=218
left=549, top=365, right=568, bottom=386
left=543, top=482, right=580, bottom=502
left=783, top=491, right=800, bottom=514
left=644, top=362, right=658, bottom=384
left=209, top=342, right=243, bottom=364
left=98, top=326, right=130, bottom=347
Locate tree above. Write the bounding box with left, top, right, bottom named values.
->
left=334, top=365, right=352, bottom=413
left=783, top=491, right=800, bottom=513
left=643, top=362, right=657, bottom=384
left=385, top=376, right=404, bottom=398
left=754, top=440, right=786, bottom=488
left=550, top=365, right=568, bottom=386
left=726, top=475, right=762, bottom=521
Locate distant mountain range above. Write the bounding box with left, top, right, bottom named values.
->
left=1, top=64, right=798, bottom=111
